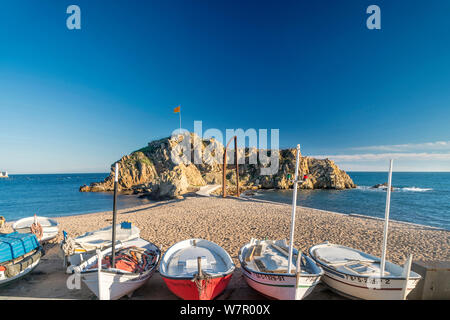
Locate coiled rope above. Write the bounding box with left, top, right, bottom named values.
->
left=30, top=222, right=43, bottom=240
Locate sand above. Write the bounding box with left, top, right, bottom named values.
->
left=0, top=195, right=448, bottom=300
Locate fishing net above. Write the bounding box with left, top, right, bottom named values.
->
left=89, top=246, right=158, bottom=273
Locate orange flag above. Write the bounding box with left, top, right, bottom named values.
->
left=173, top=105, right=181, bottom=113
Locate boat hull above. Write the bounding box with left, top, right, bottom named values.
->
left=309, top=243, right=421, bottom=300
left=81, top=268, right=156, bottom=300
left=162, top=273, right=233, bottom=300
left=319, top=264, right=419, bottom=300
left=241, top=264, right=321, bottom=300
left=159, top=239, right=235, bottom=300
left=74, top=238, right=160, bottom=300
left=0, top=249, right=42, bottom=287
left=13, top=216, right=59, bottom=242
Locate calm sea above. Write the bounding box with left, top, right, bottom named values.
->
left=0, top=174, right=151, bottom=222
left=0, top=172, right=449, bottom=230
left=252, top=172, right=450, bottom=230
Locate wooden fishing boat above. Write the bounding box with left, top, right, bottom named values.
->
left=309, top=242, right=421, bottom=300
left=0, top=232, right=43, bottom=286
left=238, top=144, right=323, bottom=300
left=239, top=239, right=323, bottom=300
left=62, top=223, right=140, bottom=272
left=13, top=215, right=59, bottom=242
left=309, top=160, right=421, bottom=300
left=159, top=238, right=235, bottom=300
left=72, top=237, right=160, bottom=300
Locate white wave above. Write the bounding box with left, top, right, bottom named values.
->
left=400, top=186, right=433, bottom=192
left=356, top=186, right=432, bottom=192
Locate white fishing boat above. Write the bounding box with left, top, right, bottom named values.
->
left=309, top=160, right=421, bottom=300
left=0, top=171, right=8, bottom=178
left=68, top=163, right=161, bottom=300
left=239, top=239, right=323, bottom=300
left=0, top=232, right=43, bottom=286
left=159, top=238, right=235, bottom=300
left=62, top=223, right=140, bottom=272
left=309, top=242, right=421, bottom=300
left=238, top=144, right=323, bottom=300
left=12, top=215, right=59, bottom=242
left=72, top=237, right=160, bottom=300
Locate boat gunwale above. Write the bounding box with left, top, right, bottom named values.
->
left=75, top=241, right=161, bottom=277
left=158, top=238, right=236, bottom=279
left=308, top=243, right=422, bottom=281
left=238, top=242, right=324, bottom=278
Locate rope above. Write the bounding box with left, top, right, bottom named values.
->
left=61, top=236, right=76, bottom=256
left=30, top=222, right=43, bottom=240
left=191, top=271, right=213, bottom=298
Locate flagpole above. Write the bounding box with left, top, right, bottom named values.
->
left=179, top=108, right=182, bottom=134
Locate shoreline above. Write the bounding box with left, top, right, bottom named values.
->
left=4, top=193, right=448, bottom=232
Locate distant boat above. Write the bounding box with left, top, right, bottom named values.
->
left=12, top=215, right=59, bottom=242
left=0, top=171, right=8, bottom=178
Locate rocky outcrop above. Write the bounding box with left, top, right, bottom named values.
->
left=80, top=132, right=356, bottom=198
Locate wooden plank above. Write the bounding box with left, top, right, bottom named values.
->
left=270, top=244, right=289, bottom=257
left=245, top=246, right=257, bottom=262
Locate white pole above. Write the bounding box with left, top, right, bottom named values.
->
left=179, top=108, right=182, bottom=135
left=294, top=250, right=302, bottom=300
left=287, top=144, right=301, bottom=274
left=401, top=254, right=413, bottom=300
left=380, top=159, right=394, bottom=276
left=97, top=249, right=104, bottom=300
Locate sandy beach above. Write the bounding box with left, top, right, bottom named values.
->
left=0, top=195, right=448, bottom=300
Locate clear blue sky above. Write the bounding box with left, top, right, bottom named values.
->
left=1, top=0, right=449, bottom=173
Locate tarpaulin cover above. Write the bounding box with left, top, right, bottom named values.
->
left=0, top=232, right=39, bottom=264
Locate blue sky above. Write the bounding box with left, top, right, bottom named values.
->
left=1, top=0, right=449, bottom=173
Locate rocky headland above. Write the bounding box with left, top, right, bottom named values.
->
left=80, top=132, right=356, bottom=199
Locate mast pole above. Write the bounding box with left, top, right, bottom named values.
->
left=287, top=144, right=301, bottom=274
left=111, top=162, right=119, bottom=269
left=380, top=159, right=393, bottom=276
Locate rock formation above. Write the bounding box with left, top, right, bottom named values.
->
left=80, top=132, right=356, bottom=199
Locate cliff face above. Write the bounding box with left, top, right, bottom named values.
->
left=80, top=132, right=356, bottom=198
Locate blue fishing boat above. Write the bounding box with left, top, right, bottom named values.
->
left=0, top=232, right=44, bottom=286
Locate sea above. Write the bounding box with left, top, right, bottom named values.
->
left=0, top=172, right=449, bottom=230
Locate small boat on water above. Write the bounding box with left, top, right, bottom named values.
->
left=309, top=242, right=421, bottom=300
left=238, top=144, right=323, bottom=300
left=0, top=171, right=8, bottom=178
left=71, top=237, right=160, bottom=300
left=0, top=232, right=44, bottom=286
left=239, top=239, right=323, bottom=300
left=159, top=239, right=235, bottom=300
left=13, top=215, right=59, bottom=242
left=309, top=160, right=421, bottom=300
left=62, top=222, right=140, bottom=273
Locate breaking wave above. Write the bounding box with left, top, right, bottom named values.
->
left=357, top=186, right=433, bottom=192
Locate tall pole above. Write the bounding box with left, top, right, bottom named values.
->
left=179, top=108, right=182, bottom=135
left=380, top=159, right=393, bottom=276
left=234, top=136, right=239, bottom=197
left=287, top=144, right=301, bottom=274
left=111, top=162, right=119, bottom=269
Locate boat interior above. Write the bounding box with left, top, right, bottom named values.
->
left=242, top=239, right=315, bottom=275
left=313, top=244, right=419, bottom=278
left=162, top=239, right=234, bottom=278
